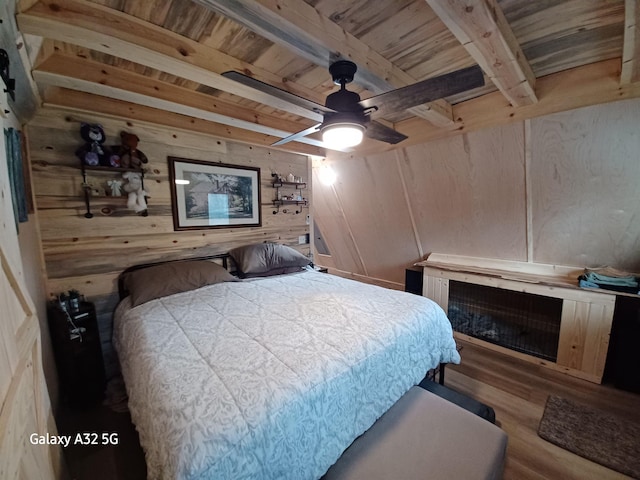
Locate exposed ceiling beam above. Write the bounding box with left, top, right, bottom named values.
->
left=425, top=0, right=537, bottom=107
left=41, top=87, right=325, bottom=157
left=33, top=52, right=336, bottom=150
left=621, top=0, right=640, bottom=84
left=191, top=0, right=455, bottom=127
left=17, top=0, right=327, bottom=122
left=357, top=59, right=640, bottom=154
left=34, top=71, right=332, bottom=150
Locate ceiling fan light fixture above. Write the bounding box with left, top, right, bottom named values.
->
left=321, top=122, right=365, bottom=149
left=224, top=62, right=484, bottom=149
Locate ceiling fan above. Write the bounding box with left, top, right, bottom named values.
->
left=222, top=61, right=484, bottom=151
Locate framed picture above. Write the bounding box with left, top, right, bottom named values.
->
left=168, top=157, right=261, bottom=230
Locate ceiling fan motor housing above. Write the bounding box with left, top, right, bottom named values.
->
left=325, top=89, right=363, bottom=112
left=321, top=111, right=368, bottom=130
left=329, top=60, right=358, bottom=85
left=323, top=86, right=368, bottom=131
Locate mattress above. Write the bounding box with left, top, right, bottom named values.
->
left=113, top=270, right=460, bottom=479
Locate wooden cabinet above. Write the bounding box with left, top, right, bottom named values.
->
left=418, top=254, right=616, bottom=384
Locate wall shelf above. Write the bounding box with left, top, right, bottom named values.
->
left=80, top=161, right=147, bottom=218
left=273, top=199, right=308, bottom=205
left=272, top=181, right=307, bottom=189
left=271, top=174, right=308, bottom=214
left=82, top=165, right=144, bottom=173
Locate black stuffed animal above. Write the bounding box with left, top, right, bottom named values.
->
left=75, top=123, right=114, bottom=167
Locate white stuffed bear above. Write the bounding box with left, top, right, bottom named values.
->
left=122, top=171, right=147, bottom=214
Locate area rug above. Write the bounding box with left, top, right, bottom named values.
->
left=537, top=395, right=640, bottom=478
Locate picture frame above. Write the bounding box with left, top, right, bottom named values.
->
left=168, top=156, right=261, bottom=230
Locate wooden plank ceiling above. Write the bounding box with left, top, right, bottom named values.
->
left=14, top=0, right=635, bottom=155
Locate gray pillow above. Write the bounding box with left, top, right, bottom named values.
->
left=229, top=243, right=310, bottom=277
left=124, top=260, right=237, bottom=307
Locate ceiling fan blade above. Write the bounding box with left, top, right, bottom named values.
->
left=359, top=65, right=485, bottom=118
left=222, top=71, right=333, bottom=116
left=366, top=120, right=408, bottom=145
left=271, top=124, right=321, bottom=146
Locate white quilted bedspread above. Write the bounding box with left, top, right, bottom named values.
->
left=113, top=270, right=460, bottom=480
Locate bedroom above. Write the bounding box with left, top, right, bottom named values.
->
left=1, top=0, right=640, bottom=479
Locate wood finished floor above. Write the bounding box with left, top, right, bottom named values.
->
left=58, top=341, right=640, bottom=479
left=447, top=340, right=640, bottom=480
left=56, top=403, right=146, bottom=480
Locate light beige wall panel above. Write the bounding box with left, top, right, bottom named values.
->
left=400, top=122, right=527, bottom=261
left=531, top=98, right=640, bottom=270
left=314, top=254, right=337, bottom=270
left=311, top=167, right=365, bottom=275
left=329, top=153, right=421, bottom=284
left=314, top=100, right=640, bottom=288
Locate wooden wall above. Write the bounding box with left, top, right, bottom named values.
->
left=314, top=97, right=640, bottom=286
left=29, top=107, right=311, bottom=376
left=1, top=108, right=64, bottom=479
left=530, top=100, right=640, bottom=268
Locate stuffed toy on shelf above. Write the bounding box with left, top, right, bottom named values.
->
left=107, top=179, right=123, bottom=197
left=122, top=171, right=148, bottom=215
left=75, top=123, right=117, bottom=167
left=114, top=131, right=149, bottom=169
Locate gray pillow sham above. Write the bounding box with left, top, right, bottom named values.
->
left=229, top=243, right=310, bottom=278
left=124, top=260, right=237, bottom=307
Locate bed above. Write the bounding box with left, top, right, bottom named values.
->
left=113, top=246, right=460, bottom=480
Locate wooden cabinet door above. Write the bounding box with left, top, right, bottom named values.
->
left=0, top=248, right=62, bottom=479
left=557, top=297, right=615, bottom=383
left=423, top=272, right=449, bottom=312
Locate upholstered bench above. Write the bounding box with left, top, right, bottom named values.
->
left=323, top=386, right=508, bottom=480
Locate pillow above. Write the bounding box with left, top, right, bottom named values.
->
left=123, top=260, right=237, bottom=307
left=229, top=243, right=310, bottom=278
left=242, top=266, right=306, bottom=279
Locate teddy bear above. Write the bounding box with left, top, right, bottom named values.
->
left=75, top=123, right=116, bottom=167
left=122, top=171, right=148, bottom=215
left=115, top=131, right=148, bottom=169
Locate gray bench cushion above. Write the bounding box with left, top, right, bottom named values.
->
left=323, top=386, right=508, bottom=480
